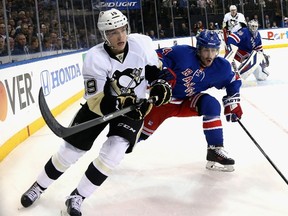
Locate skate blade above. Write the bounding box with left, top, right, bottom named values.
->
left=60, top=210, right=69, bottom=216
left=17, top=206, right=25, bottom=211
left=206, top=161, right=234, bottom=172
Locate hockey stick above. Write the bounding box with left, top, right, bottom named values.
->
left=261, top=37, right=274, bottom=40
left=237, top=119, right=288, bottom=185
left=38, top=87, right=156, bottom=138
left=224, top=44, right=238, bottom=65
left=217, top=30, right=238, bottom=72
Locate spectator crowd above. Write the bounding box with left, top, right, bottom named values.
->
left=0, top=0, right=287, bottom=64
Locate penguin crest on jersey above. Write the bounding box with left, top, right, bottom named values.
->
left=110, top=68, right=144, bottom=95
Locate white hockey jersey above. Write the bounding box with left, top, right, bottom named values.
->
left=223, top=12, right=246, bottom=33
left=82, top=34, right=159, bottom=101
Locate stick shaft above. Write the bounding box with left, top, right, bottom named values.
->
left=237, top=119, right=288, bottom=185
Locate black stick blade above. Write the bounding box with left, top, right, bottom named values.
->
left=38, top=87, right=138, bottom=138
left=38, top=87, right=66, bottom=137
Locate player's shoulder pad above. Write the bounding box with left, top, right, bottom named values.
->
left=128, top=33, right=153, bottom=46
left=84, top=43, right=111, bottom=72
left=240, top=27, right=250, bottom=34
left=128, top=33, right=156, bottom=56
left=171, top=44, right=194, bottom=53
left=216, top=56, right=231, bottom=66
left=162, top=45, right=195, bottom=59
left=86, top=42, right=105, bottom=58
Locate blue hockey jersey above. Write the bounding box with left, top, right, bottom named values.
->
left=226, top=27, right=263, bottom=53
left=156, top=45, right=241, bottom=100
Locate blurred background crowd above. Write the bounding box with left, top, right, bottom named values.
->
left=0, top=0, right=287, bottom=65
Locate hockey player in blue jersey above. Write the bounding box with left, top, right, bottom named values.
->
left=225, top=20, right=270, bottom=81
left=139, top=30, right=243, bottom=172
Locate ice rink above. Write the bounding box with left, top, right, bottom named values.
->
left=1, top=47, right=288, bottom=216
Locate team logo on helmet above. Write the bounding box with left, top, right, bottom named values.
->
left=196, top=30, right=221, bottom=49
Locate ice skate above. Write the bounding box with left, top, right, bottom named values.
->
left=64, top=190, right=84, bottom=216
left=206, top=146, right=235, bottom=172
left=20, top=182, right=43, bottom=207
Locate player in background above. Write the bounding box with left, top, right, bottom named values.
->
left=222, top=5, right=247, bottom=42
left=139, top=30, right=243, bottom=172
left=225, top=20, right=270, bottom=81
left=20, top=8, right=171, bottom=216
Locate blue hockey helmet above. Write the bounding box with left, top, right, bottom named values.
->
left=196, top=30, right=221, bottom=50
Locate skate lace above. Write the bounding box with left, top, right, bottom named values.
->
left=26, top=184, right=42, bottom=201
left=215, top=147, right=229, bottom=159
left=68, top=195, right=83, bottom=212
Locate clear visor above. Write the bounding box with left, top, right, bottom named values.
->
left=198, top=47, right=219, bottom=57
left=201, top=47, right=219, bottom=54
left=101, top=24, right=130, bottom=43
left=106, top=26, right=128, bottom=37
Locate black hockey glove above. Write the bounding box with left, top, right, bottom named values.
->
left=149, top=79, right=172, bottom=107
left=116, top=94, right=152, bottom=121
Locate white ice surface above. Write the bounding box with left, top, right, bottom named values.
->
left=1, top=48, right=288, bottom=216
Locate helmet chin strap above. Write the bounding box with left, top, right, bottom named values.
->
left=105, top=40, right=114, bottom=49
left=104, top=33, right=128, bottom=52
left=103, top=32, right=111, bottom=46
left=105, top=39, right=119, bottom=51
left=103, top=34, right=117, bottom=50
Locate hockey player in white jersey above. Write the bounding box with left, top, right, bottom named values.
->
left=20, top=8, right=171, bottom=216
left=222, top=5, right=247, bottom=41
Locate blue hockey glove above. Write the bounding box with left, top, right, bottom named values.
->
left=222, top=93, right=243, bottom=122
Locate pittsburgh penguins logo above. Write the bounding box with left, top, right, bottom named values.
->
left=229, top=18, right=238, bottom=27
left=110, top=68, right=144, bottom=95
